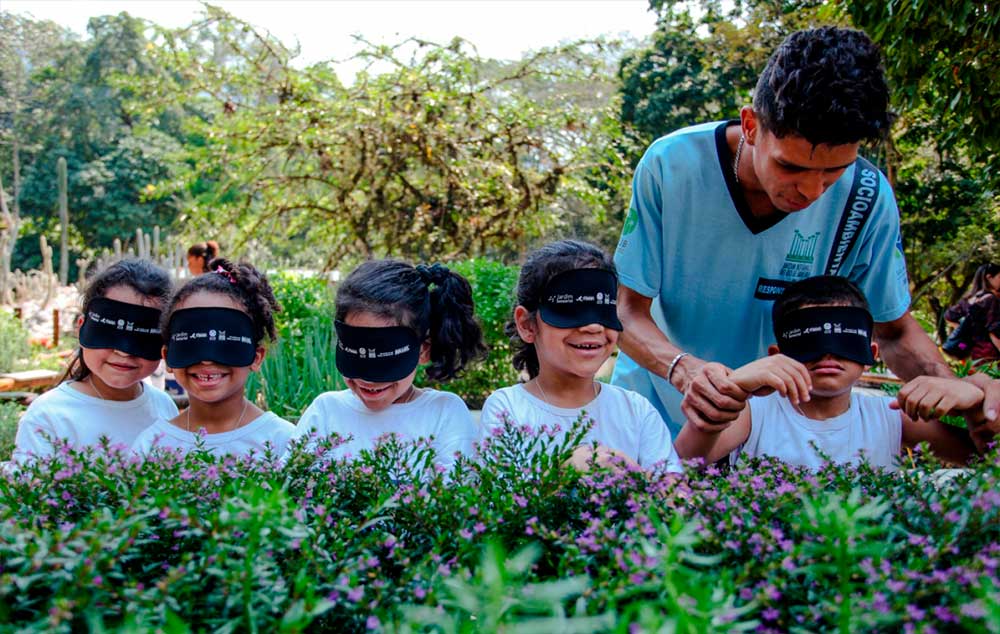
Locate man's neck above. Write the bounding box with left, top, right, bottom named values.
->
left=727, top=124, right=781, bottom=219
left=794, top=391, right=852, bottom=420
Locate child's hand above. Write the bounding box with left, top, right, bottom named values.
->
left=892, top=376, right=985, bottom=421
left=729, top=355, right=812, bottom=405
left=568, top=444, right=641, bottom=472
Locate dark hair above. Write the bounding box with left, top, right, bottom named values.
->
left=752, top=27, right=894, bottom=146
left=162, top=258, right=279, bottom=346
left=964, top=263, right=1000, bottom=300
left=335, top=260, right=486, bottom=382
left=508, top=240, right=616, bottom=379
left=65, top=258, right=173, bottom=382
left=771, top=275, right=871, bottom=340
left=186, top=241, right=220, bottom=274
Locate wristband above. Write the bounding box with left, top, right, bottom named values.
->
left=666, top=352, right=690, bottom=389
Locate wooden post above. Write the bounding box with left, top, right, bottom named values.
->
left=53, top=308, right=60, bottom=348
left=13, top=306, right=22, bottom=321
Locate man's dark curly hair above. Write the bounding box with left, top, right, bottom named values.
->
left=753, top=27, right=894, bottom=146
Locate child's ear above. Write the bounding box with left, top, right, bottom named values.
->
left=250, top=345, right=266, bottom=371
left=513, top=306, right=536, bottom=343
left=418, top=339, right=431, bottom=364
left=767, top=344, right=781, bottom=356
left=868, top=341, right=879, bottom=368
left=161, top=345, right=169, bottom=364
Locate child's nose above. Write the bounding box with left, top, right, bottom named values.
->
left=577, top=322, right=604, bottom=333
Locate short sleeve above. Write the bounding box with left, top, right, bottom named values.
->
left=845, top=171, right=911, bottom=323
left=287, top=395, right=331, bottom=450
left=614, top=153, right=664, bottom=299
left=479, top=390, right=513, bottom=438
left=633, top=393, right=682, bottom=472
left=430, top=394, right=477, bottom=469
left=130, top=427, right=156, bottom=456
left=944, top=300, right=970, bottom=324
left=12, top=409, right=54, bottom=463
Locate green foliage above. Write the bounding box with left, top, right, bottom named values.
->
left=244, top=273, right=338, bottom=420
left=619, top=0, right=843, bottom=152
left=2, top=420, right=1000, bottom=632
left=843, top=0, right=1000, bottom=171
left=119, top=8, right=625, bottom=265
left=418, top=258, right=520, bottom=408
left=245, top=318, right=343, bottom=422
left=1, top=12, right=184, bottom=272
left=0, top=401, right=23, bottom=458
left=0, top=310, right=31, bottom=373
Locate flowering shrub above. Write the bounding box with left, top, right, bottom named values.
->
left=1, top=420, right=999, bottom=633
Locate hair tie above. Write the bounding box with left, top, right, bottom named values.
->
left=416, top=263, right=450, bottom=287
left=215, top=266, right=236, bottom=284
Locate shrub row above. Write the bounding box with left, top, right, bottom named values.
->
left=1, top=420, right=999, bottom=632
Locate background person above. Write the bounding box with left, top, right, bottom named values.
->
left=186, top=240, right=221, bottom=276
left=943, top=263, right=1000, bottom=363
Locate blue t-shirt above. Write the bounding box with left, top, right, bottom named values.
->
left=612, top=121, right=911, bottom=433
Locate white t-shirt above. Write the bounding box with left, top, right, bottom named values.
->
left=290, top=389, right=477, bottom=469
left=732, top=392, right=902, bottom=471
left=12, top=381, right=178, bottom=463
left=132, top=411, right=295, bottom=458
left=480, top=383, right=682, bottom=472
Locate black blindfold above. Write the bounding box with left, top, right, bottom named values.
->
left=776, top=305, right=875, bottom=365
left=335, top=321, right=421, bottom=383
left=538, top=268, right=623, bottom=331
left=165, top=307, right=258, bottom=368
left=79, top=297, right=163, bottom=361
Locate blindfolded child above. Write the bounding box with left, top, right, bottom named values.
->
left=289, top=260, right=486, bottom=470
left=675, top=276, right=987, bottom=470
left=13, top=259, right=177, bottom=462
left=480, top=240, right=682, bottom=472
left=132, top=259, right=294, bottom=458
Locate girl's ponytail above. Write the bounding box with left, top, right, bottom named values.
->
left=418, top=264, right=487, bottom=381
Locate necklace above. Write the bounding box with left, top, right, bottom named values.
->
left=534, top=378, right=599, bottom=410
left=733, top=134, right=746, bottom=184
left=186, top=398, right=250, bottom=434
left=88, top=376, right=141, bottom=401
left=88, top=376, right=107, bottom=400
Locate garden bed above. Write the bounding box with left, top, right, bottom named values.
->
left=1, top=420, right=998, bottom=632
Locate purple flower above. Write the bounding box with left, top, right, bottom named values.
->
left=347, top=586, right=364, bottom=602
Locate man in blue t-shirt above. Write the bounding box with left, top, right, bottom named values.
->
left=612, top=27, right=1000, bottom=435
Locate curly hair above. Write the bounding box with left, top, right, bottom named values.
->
left=336, top=260, right=487, bottom=382
left=753, top=27, right=894, bottom=146
left=163, top=258, right=280, bottom=346
left=508, top=240, right=616, bottom=379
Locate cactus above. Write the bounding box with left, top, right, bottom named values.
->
left=39, top=235, right=54, bottom=309
left=0, top=174, right=21, bottom=306
left=57, top=157, right=69, bottom=285
left=153, top=226, right=161, bottom=259
left=113, top=238, right=122, bottom=260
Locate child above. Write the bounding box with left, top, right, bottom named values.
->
left=480, top=240, right=682, bottom=472
left=132, top=259, right=294, bottom=457
left=13, top=259, right=178, bottom=462
left=674, top=276, right=984, bottom=470
left=289, top=260, right=486, bottom=469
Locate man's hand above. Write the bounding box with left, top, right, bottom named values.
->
left=961, top=373, right=1000, bottom=431
left=678, top=359, right=750, bottom=431
left=891, top=376, right=984, bottom=421
left=729, top=354, right=812, bottom=404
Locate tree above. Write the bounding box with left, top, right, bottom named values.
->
left=125, top=7, right=625, bottom=267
